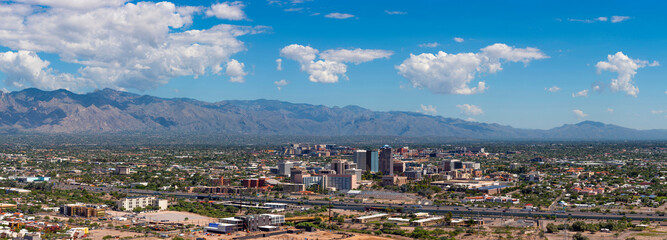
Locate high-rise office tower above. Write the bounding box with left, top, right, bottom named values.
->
left=367, top=150, right=379, bottom=173
left=442, top=159, right=462, bottom=172
left=331, top=159, right=347, bottom=176
left=379, top=145, right=393, bottom=175
left=354, top=150, right=367, bottom=170
left=278, top=161, right=293, bottom=176
left=354, top=149, right=379, bottom=173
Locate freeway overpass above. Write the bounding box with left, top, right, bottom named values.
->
left=54, top=183, right=667, bottom=222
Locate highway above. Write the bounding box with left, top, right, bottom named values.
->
left=56, top=184, right=667, bottom=222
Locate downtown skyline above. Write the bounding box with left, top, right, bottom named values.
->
left=0, top=0, right=666, bottom=130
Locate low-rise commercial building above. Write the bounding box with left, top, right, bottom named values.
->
left=262, top=214, right=285, bottom=225
left=430, top=180, right=498, bottom=189
left=353, top=213, right=388, bottom=223
left=476, top=185, right=511, bottom=195
left=205, top=223, right=236, bottom=234
left=283, top=183, right=306, bottom=193
left=462, top=195, right=520, bottom=204
left=59, top=204, right=106, bottom=217
left=387, top=217, right=410, bottom=224
left=302, top=176, right=323, bottom=188
left=207, top=214, right=285, bottom=234
left=411, top=216, right=444, bottom=227
left=15, top=177, right=50, bottom=183
left=382, top=175, right=408, bottom=186
left=116, top=167, right=132, bottom=175
left=404, top=170, right=422, bottom=180
left=241, top=178, right=267, bottom=188
left=236, top=215, right=271, bottom=232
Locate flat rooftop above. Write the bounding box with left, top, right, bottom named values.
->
left=413, top=216, right=444, bottom=223
left=355, top=213, right=388, bottom=220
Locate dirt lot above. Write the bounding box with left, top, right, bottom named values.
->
left=544, top=226, right=667, bottom=240
left=138, top=211, right=216, bottom=226
left=231, top=231, right=393, bottom=240
left=87, top=228, right=144, bottom=240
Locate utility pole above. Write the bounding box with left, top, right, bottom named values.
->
left=329, top=197, right=332, bottom=232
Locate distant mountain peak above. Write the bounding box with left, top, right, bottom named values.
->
left=0, top=88, right=665, bottom=140
left=575, top=121, right=607, bottom=127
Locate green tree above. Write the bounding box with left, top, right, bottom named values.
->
left=546, top=223, right=559, bottom=233
left=572, top=232, right=589, bottom=240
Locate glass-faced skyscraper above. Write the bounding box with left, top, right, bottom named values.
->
left=367, top=150, right=379, bottom=173
left=354, top=149, right=379, bottom=173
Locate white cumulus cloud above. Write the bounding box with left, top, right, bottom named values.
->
left=13, top=0, right=128, bottom=10
left=457, top=104, right=484, bottom=116
left=280, top=44, right=319, bottom=64
left=325, top=12, right=354, bottom=19
left=419, top=42, right=439, bottom=48
left=572, top=89, right=589, bottom=98
left=591, top=81, right=605, bottom=92
left=418, top=104, right=437, bottom=115
left=206, top=1, right=246, bottom=20
left=276, top=58, right=283, bottom=71
left=280, top=44, right=392, bottom=83
left=453, top=37, right=464, bottom=43
left=0, top=50, right=90, bottom=91
left=547, top=86, right=561, bottom=93
left=569, top=16, right=630, bottom=23
left=596, top=52, right=658, bottom=97
left=651, top=110, right=664, bottom=114
left=606, top=108, right=614, bottom=113
left=611, top=16, right=630, bottom=23
left=225, top=59, right=246, bottom=83
left=385, top=10, right=406, bottom=15
left=573, top=109, right=588, bottom=119
left=569, top=17, right=607, bottom=23
left=0, top=1, right=263, bottom=91
left=274, top=79, right=288, bottom=90
left=320, top=48, right=393, bottom=64
left=396, top=43, right=547, bottom=95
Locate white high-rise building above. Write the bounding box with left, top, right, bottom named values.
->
left=116, top=196, right=168, bottom=211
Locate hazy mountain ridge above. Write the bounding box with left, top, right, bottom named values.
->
left=0, top=88, right=665, bottom=140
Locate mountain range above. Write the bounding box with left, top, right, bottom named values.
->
left=0, top=88, right=665, bottom=140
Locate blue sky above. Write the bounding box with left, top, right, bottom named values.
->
left=0, top=0, right=665, bottom=130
